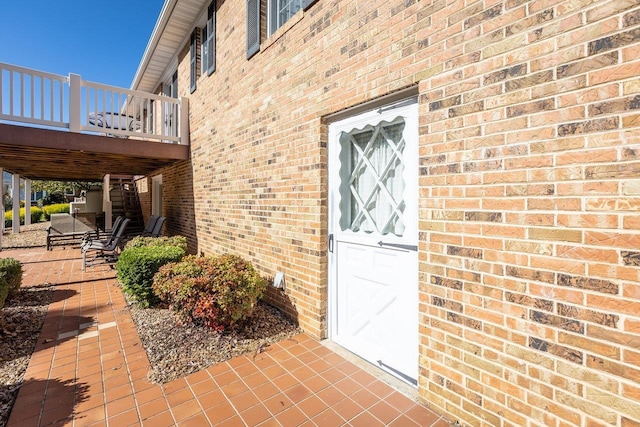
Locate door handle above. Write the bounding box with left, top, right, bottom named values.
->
left=377, top=241, right=417, bottom=251
left=328, top=234, right=334, bottom=253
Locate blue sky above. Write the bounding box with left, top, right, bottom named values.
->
left=0, top=1, right=164, bottom=88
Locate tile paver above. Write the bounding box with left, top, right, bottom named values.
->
left=4, top=247, right=448, bottom=426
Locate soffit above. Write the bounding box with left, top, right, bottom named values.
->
left=131, top=0, right=209, bottom=93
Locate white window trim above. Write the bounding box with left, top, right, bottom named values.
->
left=267, top=0, right=303, bottom=37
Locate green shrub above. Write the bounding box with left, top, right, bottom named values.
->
left=116, top=245, right=186, bottom=307
left=0, top=274, right=9, bottom=311
left=42, top=192, right=67, bottom=206
left=4, top=209, right=13, bottom=228
left=0, top=257, right=23, bottom=295
left=153, top=254, right=267, bottom=331
left=3, top=207, right=43, bottom=227
left=125, top=235, right=188, bottom=252
left=42, top=203, right=70, bottom=221
left=30, top=206, right=42, bottom=224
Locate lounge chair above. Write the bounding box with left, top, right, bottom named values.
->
left=140, top=215, right=160, bottom=236
left=149, top=216, right=165, bottom=237
left=88, top=112, right=141, bottom=132
left=82, top=218, right=130, bottom=271
left=81, top=216, right=125, bottom=250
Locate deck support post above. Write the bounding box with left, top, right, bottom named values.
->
left=12, top=174, right=20, bottom=234
left=0, top=168, right=3, bottom=249
left=103, top=174, right=112, bottom=231
left=24, top=179, right=31, bottom=226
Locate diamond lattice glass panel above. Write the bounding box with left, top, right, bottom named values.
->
left=339, top=119, right=406, bottom=236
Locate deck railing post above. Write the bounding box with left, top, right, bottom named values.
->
left=69, top=73, right=82, bottom=133
left=179, top=97, right=189, bottom=145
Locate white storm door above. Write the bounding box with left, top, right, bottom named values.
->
left=328, top=98, right=419, bottom=386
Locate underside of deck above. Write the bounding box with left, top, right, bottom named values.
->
left=0, top=123, right=189, bottom=181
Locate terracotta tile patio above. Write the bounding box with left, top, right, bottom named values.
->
left=3, top=247, right=448, bottom=426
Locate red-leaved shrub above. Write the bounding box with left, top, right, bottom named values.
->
left=152, top=254, right=267, bottom=331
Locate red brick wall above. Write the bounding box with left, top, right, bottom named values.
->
left=143, top=0, right=640, bottom=424
left=148, top=160, right=199, bottom=253
left=414, top=1, right=640, bottom=424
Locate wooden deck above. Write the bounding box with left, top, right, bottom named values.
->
left=0, top=123, right=189, bottom=180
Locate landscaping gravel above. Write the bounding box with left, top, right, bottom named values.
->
left=129, top=300, right=302, bottom=384
left=1, top=223, right=49, bottom=249
left=0, top=284, right=53, bottom=427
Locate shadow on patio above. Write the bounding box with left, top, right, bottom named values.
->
left=3, top=247, right=449, bottom=426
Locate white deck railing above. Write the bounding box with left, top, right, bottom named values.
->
left=0, top=62, right=189, bottom=145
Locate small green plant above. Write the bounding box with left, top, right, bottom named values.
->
left=3, top=207, right=43, bottom=227
left=31, top=206, right=43, bottom=224
left=116, top=245, right=186, bottom=307
left=42, top=203, right=70, bottom=221
left=0, top=274, right=9, bottom=311
left=0, top=257, right=22, bottom=310
left=0, top=257, right=23, bottom=295
left=125, top=235, right=188, bottom=252
left=153, top=254, right=267, bottom=331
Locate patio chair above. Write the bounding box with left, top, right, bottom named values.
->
left=149, top=216, right=166, bottom=237
left=82, top=218, right=130, bottom=271
left=88, top=111, right=141, bottom=137
left=139, top=215, right=160, bottom=236
left=81, top=216, right=124, bottom=250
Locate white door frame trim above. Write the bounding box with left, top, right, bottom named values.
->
left=327, top=97, right=419, bottom=385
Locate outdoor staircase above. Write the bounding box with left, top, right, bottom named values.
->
left=110, top=176, right=144, bottom=235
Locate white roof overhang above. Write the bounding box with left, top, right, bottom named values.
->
left=131, top=0, right=209, bottom=93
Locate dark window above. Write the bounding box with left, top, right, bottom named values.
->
left=268, top=0, right=301, bottom=35
left=267, top=0, right=316, bottom=36
left=163, top=71, right=179, bottom=138
left=202, top=1, right=216, bottom=75
left=248, top=0, right=317, bottom=57
left=164, top=71, right=178, bottom=98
